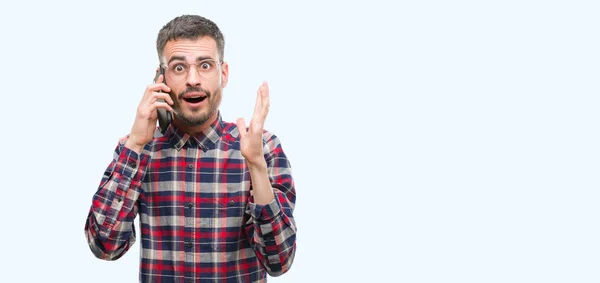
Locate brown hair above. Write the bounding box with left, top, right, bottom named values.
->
left=156, top=15, right=225, bottom=63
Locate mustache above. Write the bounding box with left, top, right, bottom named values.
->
left=177, top=87, right=211, bottom=99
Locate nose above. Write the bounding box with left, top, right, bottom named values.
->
left=185, top=65, right=202, bottom=87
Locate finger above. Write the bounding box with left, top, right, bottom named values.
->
left=259, top=82, right=270, bottom=121
left=156, top=81, right=172, bottom=93
left=236, top=118, right=247, bottom=137
left=252, top=84, right=263, bottom=121
left=253, top=82, right=270, bottom=127
left=154, top=74, right=163, bottom=84
left=150, top=101, right=175, bottom=113
left=252, top=81, right=270, bottom=123
left=154, top=74, right=169, bottom=89
left=147, top=76, right=171, bottom=94
left=151, top=91, right=174, bottom=105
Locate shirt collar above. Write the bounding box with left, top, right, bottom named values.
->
left=165, top=111, right=225, bottom=151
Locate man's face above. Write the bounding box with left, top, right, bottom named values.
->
left=161, top=37, right=229, bottom=128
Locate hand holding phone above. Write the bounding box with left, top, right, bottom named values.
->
left=123, top=68, right=174, bottom=154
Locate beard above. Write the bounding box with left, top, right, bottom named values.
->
left=172, top=86, right=222, bottom=127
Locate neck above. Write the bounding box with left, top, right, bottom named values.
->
left=173, top=112, right=219, bottom=137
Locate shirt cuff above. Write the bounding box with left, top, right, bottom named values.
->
left=248, top=191, right=283, bottom=222
left=113, top=146, right=141, bottom=179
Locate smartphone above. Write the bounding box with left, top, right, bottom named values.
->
left=153, top=67, right=172, bottom=134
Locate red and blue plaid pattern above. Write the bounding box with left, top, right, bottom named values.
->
left=85, top=113, right=297, bottom=282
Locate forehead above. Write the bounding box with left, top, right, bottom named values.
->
left=162, top=36, right=219, bottom=62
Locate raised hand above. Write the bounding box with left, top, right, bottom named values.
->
left=236, top=81, right=270, bottom=167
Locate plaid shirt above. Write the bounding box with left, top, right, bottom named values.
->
left=84, top=113, right=297, bottom=282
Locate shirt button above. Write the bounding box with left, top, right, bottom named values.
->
left=188, top=280, right=192, bottom=283
left=228, top=200, right=235, bottom=206
left=188, top=164, right=193, bottom=169
left=129, top=161, right=137, bottom=168
left=187, top=242, right=193, bottom=248
left=187, top=202, right=194, bottom=209
left=116, top=196, right=123, bottom=202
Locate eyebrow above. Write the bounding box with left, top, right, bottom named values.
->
left=167, top=56, right=215, bottom=64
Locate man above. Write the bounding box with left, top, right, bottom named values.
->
left=84, top=15, right=297, bottom=283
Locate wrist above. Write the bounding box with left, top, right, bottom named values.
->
left=246, top=158, right=267, bottom=171
left=124, top=139, right=144, bottom=154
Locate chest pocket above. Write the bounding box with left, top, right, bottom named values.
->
left=216, top=181, right=250, bottom=229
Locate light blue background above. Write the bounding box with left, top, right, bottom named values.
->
left=0, top=1, right=598, bottom=282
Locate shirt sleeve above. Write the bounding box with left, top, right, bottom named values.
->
left=84, top=137, right=149, bottom=261
left=245, top=132, right=297, bottom=276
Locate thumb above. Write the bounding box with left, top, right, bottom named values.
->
left=236, top=118, right=247, bottom=137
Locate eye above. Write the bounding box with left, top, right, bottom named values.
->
left=173, top=64, right=186, bottom=73
left=200, top=62, right=212, bottom=70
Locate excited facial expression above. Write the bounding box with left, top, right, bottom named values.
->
left=161, top=36, right=229, bottom=129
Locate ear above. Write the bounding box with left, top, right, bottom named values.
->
left=220, top=62, right=229, bottom=88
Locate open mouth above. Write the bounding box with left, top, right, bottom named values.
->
left=183, top=96, right=207, bottom=103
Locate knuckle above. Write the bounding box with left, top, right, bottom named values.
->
left=151, top=92, right=164, bottom=100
